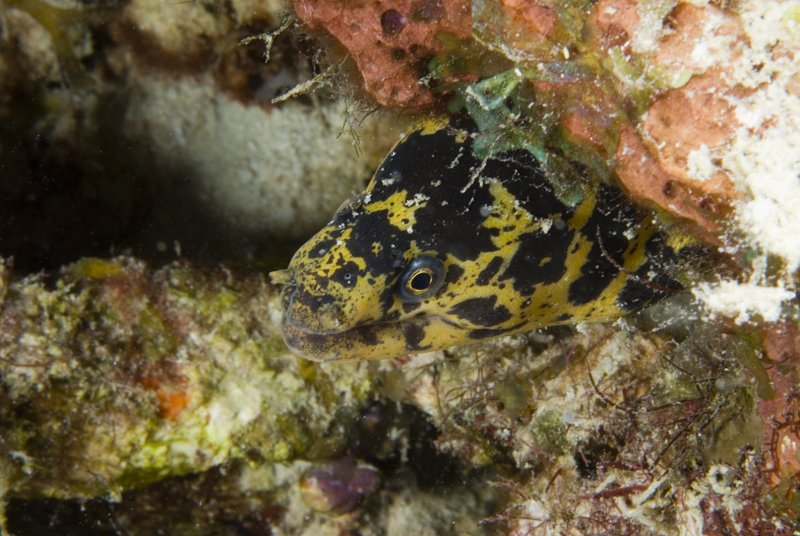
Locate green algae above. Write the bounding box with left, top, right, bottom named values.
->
left=529, top=409, right=568, bottom=456
left=67, top=257, right=124, bottom=280
left=0, top=258, right=378, bottom=502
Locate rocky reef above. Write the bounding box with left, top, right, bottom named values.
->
left=0, top=0, right=798, bottom=534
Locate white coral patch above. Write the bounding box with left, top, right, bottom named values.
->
left=686, top=144, right=715, bottom=181
left=720, top=1, right=800, bottom=272
left=693, top=280, right=795, bottom=323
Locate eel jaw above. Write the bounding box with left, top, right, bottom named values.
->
left=280, top=314, right=432, bottom=362
left=273, top=276, right=473, bottom=362
left=275, top=278, right=426, bottom=361
left=280, top=299, right=475, bottom=362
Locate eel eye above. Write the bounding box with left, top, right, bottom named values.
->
left=398, top=257, right=445, bottom=302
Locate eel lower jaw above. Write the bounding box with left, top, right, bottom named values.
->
left=281, top=322, right=345, bottom=361
left=280, top=314, right=465, bottom=362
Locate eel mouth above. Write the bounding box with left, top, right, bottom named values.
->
left=279, top=283, right=354, bottom=337
left=280, top=314, right=431, bottom=362
left=274, top=278, right=469, bottom=361
left=275, top=282, right=412, bottom=361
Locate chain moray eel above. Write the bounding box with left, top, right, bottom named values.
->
left=270, top=117, right=686, bottom=361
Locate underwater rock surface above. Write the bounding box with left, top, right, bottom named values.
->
left=0, top=0, right=400, bottom=270
left=0, top=258, right=375, bottom=497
